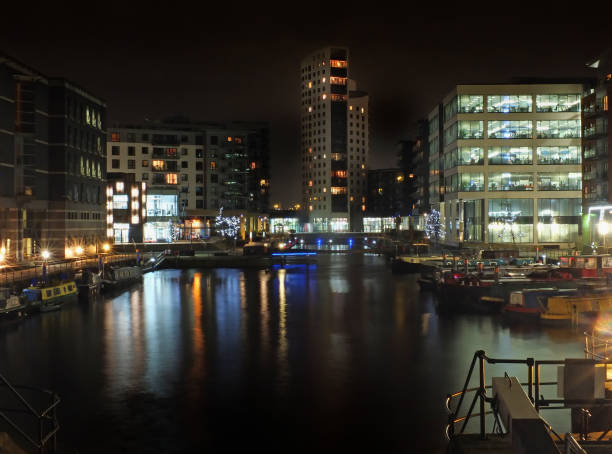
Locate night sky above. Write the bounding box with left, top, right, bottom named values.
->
left=1, top=12, right=610, bottom=206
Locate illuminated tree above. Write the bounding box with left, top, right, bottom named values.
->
left=425, top=209, right=445, bottom=241
left=492, top=203, right=525, bottom=244
left=215, top=207, right=241, bottom=239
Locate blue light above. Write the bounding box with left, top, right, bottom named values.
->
left=272, top=252, right=317, bottom=257
left=348, top=238, right=353, bottom=248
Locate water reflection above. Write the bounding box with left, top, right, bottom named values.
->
left=0, top=255, right=598, bottom=453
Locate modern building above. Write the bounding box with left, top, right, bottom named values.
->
left=106, top=173, right=147, bottom=243
left=433, top=83, right=584, bottom=248
left=300, top=47, right=369, bottom=232
left=364, top=168, right=405, bottom=232
left=106, top=120, right=270, bottom=242
left=582, top=51, right=612, bottom=247
left=0, top=53, right=106, bottom=260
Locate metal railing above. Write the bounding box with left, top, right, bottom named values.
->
left=445, top=349, right=612, bottom=445
left=565, top=433, right=588, bottom=454
left=0, top=370, right=59, bottom=453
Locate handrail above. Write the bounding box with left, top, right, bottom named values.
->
left=0, top=371, right=60, bottom=453
left=445, top=349, right=612, bottom=444
left=565, top=433, right=587, bottom=454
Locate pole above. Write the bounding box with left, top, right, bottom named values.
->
left=478, top=351, right=486, bottom=440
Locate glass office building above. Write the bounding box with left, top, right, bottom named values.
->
left=436, top=83, right=584, bottom=246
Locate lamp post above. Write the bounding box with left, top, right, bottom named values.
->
left=41, top=249, right=50, bottom=282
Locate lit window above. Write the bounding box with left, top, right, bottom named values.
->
left=361, top=107, right=365, bottom=114
left=322, top=94, right=327, bottom=100
left=605, top=96, right=609, bottom=112
left=308, top=81, right=312, bottom=88
left=361, top=205, right=366, bottom=211
left=111, top=133, right=120, bottom=142
left=165, top=173, right=178, bottom=184
left=323, top=187, right=327, bottom=192
left=330, top=60, right=347, bottom=68
left=210, top=161, right=216, bottom=171
left=227, top=136, right=232, bottom=142
left=152, top=160, right=165, bottom=171
left=251, top=162, right=256, bottom=170
left=322, top=77, right=326, bottom=83
left=308, top=106, right=312, bottom=112
left=349, top=106, right=353, bottom=111
left=308, top=181, right=313, bottom=187
left=116, top=182, right=124, bottom=192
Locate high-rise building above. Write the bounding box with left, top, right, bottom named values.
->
left=106, top=120, right=269, bottom=242
left=431, top=83, right=584, bottom=248
left=300, top=47, right=369, bottom=232
left=0, top=53, right=106, bottom=260
left=582, top=51, right=612, bottom=247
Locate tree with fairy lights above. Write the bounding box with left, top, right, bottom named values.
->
left=492, top=203, right=525, bottom=244
left=215, top=207, right=240, bottom=240
left=425, top=209, right=445, bottom=242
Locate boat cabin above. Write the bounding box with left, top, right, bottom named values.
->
left=559, top=254, right=612, bottom=278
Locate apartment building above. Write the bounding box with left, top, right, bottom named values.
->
left=300, top=47, right=369, bottom=232
left=0, top=53, right=106, bottom=259
left=106, top=121, right=269, bottom=242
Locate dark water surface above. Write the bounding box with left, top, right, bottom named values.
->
left=0, top=254, right=585, bottom=453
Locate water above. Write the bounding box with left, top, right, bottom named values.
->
left=0, top=254, right=587, bottom=453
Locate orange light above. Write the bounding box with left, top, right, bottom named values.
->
left=250, top=162, right=256, bottom=169
left=227, top=136, right=232, bottom=142
left=361, top=205, right=366, bottom=211
left=308, top=181, right=313, bottom=187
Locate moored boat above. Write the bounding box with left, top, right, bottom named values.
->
left=502, top=288, right=579, bottom=322
left=0, top=288, right=28, bottom=320
left=22, top=280, right=78, bottom=312
left=101, top=266, right=143, bottom=292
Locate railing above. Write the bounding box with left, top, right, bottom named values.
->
left=444, top=349, right=612, bottom=446
left=0, top=370, right=59, bottom=453
left=565, top=433, right=588, bottom=454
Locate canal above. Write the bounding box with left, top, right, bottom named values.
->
left=0, top=254, right=587, bottom=453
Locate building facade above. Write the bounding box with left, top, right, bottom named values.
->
left=582, top=52, right=612, bottom=247
left=364, top=168, right=405, bottom=232
left=434, top=83, right=584, bottom=248
left=0, top=53, right=106, bottom=260
left=300, top=47, right=369, bottom=232
left=106, top=121, right=269, bottom=242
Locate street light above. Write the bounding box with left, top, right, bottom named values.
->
left=75, top=246, right=84, bottom=256
left=102, top=243, right=110, bottom=253
left=41, top=250, right=50, bottom=260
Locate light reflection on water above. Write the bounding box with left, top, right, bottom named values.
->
left=0, top=255, right=592, bottom=452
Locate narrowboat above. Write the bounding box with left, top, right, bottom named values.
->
left=502, top=288, right=579, bottom=321
left=541, top=292, right=612, bottom=326
left=22, top=281, right=78, bottom=312
left=101, top=266, right=143, bottom=292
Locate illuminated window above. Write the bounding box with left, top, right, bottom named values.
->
left=361, top=205, right=366, bottom=211
left=250, top=162, right=256, bottom=170
left=333, top=170, right=347, bottom=178
left=111, top=133, right=120, bottom=142
left=235, top=137, right=242, bottom=144
left=308, top=106, right=312, bottom=112
left=86, top=107, right=90, bottom=125
left=152, top=160, right=165, bottom=171
left=322, top=77, right=326, bottom=83
left=227, top=136, right=232, bottom=142
left=166, top=148, right=177, bottom=157
left=361, top=107, right=365, bottom=114
left=330, top=60, right=347, bottom=68
left=330, top=187, right=347, bottom=195
left=322, top=94, right=327, bottom=100
left=165, top=173, right=178, bottom=185
left=308, top=81, right=312, bottom=88
left=210, top=161, right=216, bottom=171
left=116, top=182, right=124, bottom=192
left=323, top=187, right=327, bottom=193
left=605, top=96, right=609, bottom=112
left=349, top=106, right=353, bottom=111
left=260, top=179, right=267, bottom=186
left=308, top=181, right=313, bottom=187
left=330, top=94, right=347, bottom=102
left=330, top=77, right=347, bottom=85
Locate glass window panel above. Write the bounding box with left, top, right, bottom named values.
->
left=459, top=173, right=484, bottom=191
left=487, top=147, right=532, bottom=165
left=488, top=198, right=533, bottom=243
left=487, top=95, right=532, bottom=113
left=536, top=146, right=581, bottom=165
left=458, top=95, right=483, bottom=113
left=458, top=121, right=483, bottom=139
left=537, top=172, right=582, bottom=191
left=487, top=121, right=532, bottom=139
left=536, top=94, right=580, bottom=112
left=457, top=147, right=484, bottom=165
left=488, top=172, right=534, bottom=191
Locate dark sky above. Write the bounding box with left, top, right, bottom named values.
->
left=1, top=11, right=610, bottom=206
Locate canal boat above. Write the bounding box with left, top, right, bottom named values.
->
left=0, top=288, right=28, bottom=320
left=391, top=255, right=443, bottom=274
left=502, top=288, right=579, bottom=321
left=540, top=292, right=612, bottom=326
left=101, top=266, right=143, bottom=292
left=76, top=269, right=102, bottom=298
left=559, top=254, right=612, bottom=279
left=22, top=280, right=78, bottom=312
